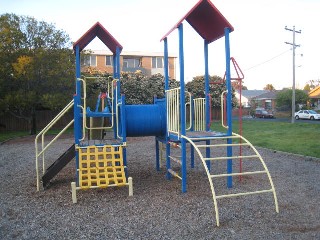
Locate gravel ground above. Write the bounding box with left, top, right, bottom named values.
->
left=0, top=135, right=319, bottom=239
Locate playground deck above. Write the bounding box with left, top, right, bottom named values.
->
left=1, top=135, right=319, bottom=239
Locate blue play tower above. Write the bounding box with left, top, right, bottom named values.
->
left=35, top=0, right=278, bottom=226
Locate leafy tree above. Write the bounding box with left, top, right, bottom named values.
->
left=263, top=84, right=275, bottom=91
left=81, top=70, right=179, bottom=105
left=186, top=75, right=236, bottom=107
left=276, top=89, right=308, bottom=111
left=120, top=71, right=179, bottom=104
left=232, top=80, right=248, bottom=90
left=303, top=84, right=311, bottom=92
left=304, top=79, right=320, bottom=90
left=0, top=14, right=75, bottom=134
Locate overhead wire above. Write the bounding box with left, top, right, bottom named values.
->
left=244, top=49, right=291, bottom=71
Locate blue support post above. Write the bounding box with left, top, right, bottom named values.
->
left=74, top=45, right=81, bottom=186
left=164, top=37, right=171, bottom=180
left=178, top=24, right=187, bottom=193
left=112, top=53, right=117, bottom=139
left=190, top=145, right=195, bottom=168
left=204, top=40, right=211, bottom=172
left=224, top=27, right=233, bottom=188
left=155, top=139, right=160, bottom=171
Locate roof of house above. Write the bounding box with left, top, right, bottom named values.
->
left=239, top=90, right=269, bottom=99
left=309, top=86, right=320, bottom=98
left=160, top=0, right=234, bottom=43
left=73, top=22, right=123, bottom=54
left=254, top=91, right=279, bottom=100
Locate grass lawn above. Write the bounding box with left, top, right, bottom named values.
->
left=212, top=120, right=320, bottom=158
left=0, top=128, right=73, bottom=143
left=1, top=121, right=319, bottom=158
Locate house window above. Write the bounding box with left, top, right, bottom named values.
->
left=123, top=58, right=141, bottom=68
left=265, top=100, right=272, bottom=110
left=106, top=56, right=113, bottom=66
left=82, top=55, right=97, bottom=66
left=152, top=57, right=163, bottom=68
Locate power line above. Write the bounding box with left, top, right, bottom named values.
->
left=244, top=49, right=291, bottom=71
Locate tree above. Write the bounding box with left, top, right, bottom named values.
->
left=186, top=75, right=236, bottom=108
left=304, top=79, right=320, bottom=91
left=276, top=89, right=308, bottom=111
left=120, top=71, right=179, bottom=104
left=0, top=14, right=75, bottom=134
left=231, top=80, right=248, bottom=90
left=263, top=84, right=275, bottom=91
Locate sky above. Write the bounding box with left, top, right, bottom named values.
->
left=1, top=0, right=319, bottom=90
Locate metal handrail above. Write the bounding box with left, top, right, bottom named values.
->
left=185, top=91, right=192, bottom=131
left=220, top=91, right=228, bottom=129
left=35, top=99, right=74, bottom=191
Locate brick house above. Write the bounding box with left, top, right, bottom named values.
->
left=235, top=90, right=278, bottom=110
left=81, top=50, right=177, bottom=79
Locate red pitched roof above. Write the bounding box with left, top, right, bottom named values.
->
left=73, top=22, right=123, bottom=54
left=161, top=0, right=234, bottom=43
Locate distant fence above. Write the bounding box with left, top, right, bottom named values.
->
left=0, top=110, right=74, bottom=132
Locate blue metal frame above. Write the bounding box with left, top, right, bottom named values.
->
left=178, top=24, right=187, bottom=193
left=163, top=37, right=171, bottom=180
left=74, top=45, right=81, bottom=186
left=204, top=40, right=211, bottom=172
left=224, top=27, right=233, bottom=188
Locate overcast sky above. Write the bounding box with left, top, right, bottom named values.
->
left=1, top=0, right=319, bottom=90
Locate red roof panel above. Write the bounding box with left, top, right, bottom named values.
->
left=161, top=0, right=234, bottom=43
left=73, top=22, right=123, bottom=54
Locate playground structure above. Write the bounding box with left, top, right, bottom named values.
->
left=35, top=0, right=278, bottom=226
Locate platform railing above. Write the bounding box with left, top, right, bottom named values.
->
left=193, top=98, right=206, bottom=131
left=35, top=99, right=74, bottom=191
left=166, top=87, right=180, bottom=136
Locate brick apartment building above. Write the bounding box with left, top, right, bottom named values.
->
left=81, top=50, right=177, bottom=79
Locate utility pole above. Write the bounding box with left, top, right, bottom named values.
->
left=285, top=26, right=301, bottom=123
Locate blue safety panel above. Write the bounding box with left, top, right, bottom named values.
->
left=125, top=104, right=166, bottom=137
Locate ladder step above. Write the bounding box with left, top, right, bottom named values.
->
left=169, top=156, right=182, bottom=165
left=168, top=169, right=182, bottom=180
left=196, top=143, right=250, bottom=148
left=216, top=189, right=273, bottom=199
left=211, top=170, right=266, bottom=178
left=188, top=135, right=240, bottom=141
left=204, top=155, right=259, bottom=161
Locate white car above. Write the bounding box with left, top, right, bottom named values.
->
left=294, top=110, right=320, bottom=120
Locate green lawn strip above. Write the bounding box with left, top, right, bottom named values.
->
left=232, top=121, right=320, bottom=158
left=0, top=128, right=74, bottom=143
left=0, top=131, right=30, bottom=143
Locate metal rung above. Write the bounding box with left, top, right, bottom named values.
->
left=204, top=155, right=259, bottom=161
left=216, top=189, right=273, bottom=199
left=196, top=143, right=250, bottom=148
left=188, top=135, right=240, bottom=141
left=168, top=169, right=182, bottom=180
left=169, top=156, right=182, bottom=165
left=211, top=170, right=266, bottom=178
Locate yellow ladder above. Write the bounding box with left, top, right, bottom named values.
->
left=181, top=133, right=279, bottom=226
left=71, top=145, right=133, bottom=203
